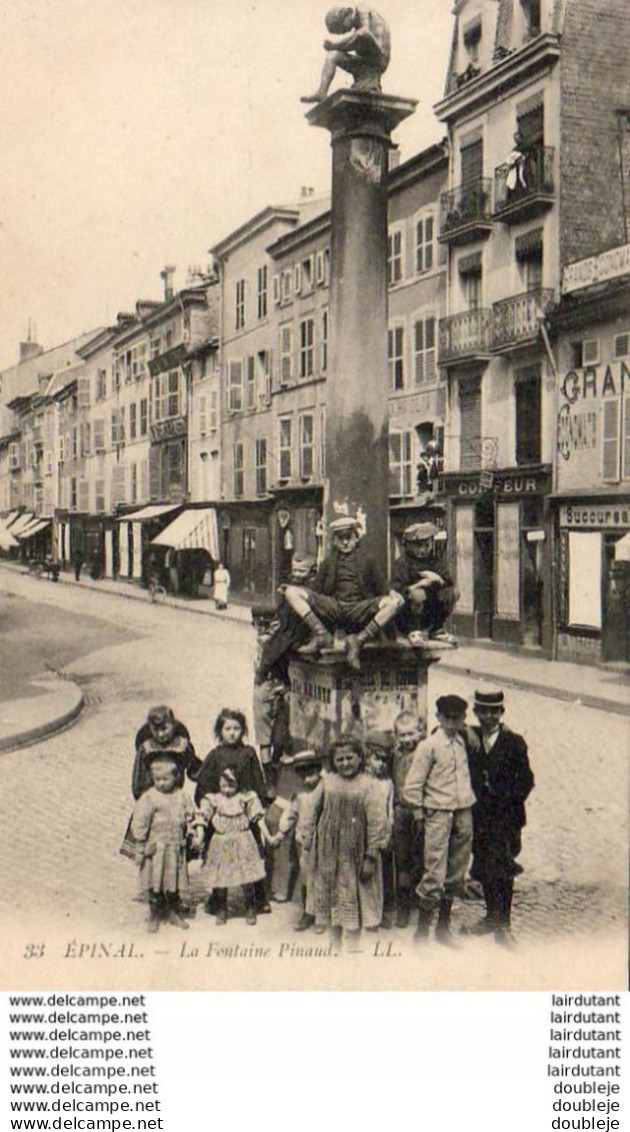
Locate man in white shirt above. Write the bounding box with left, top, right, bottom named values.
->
left=403, top=694, right=475, bottom=943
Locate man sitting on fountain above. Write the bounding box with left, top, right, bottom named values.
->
left=392, top=522, right=458, bottom=646
left=283, top=516, right=403, bottom=671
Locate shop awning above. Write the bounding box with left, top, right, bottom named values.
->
left=151, top=507, right=219, bottom=559
left=118, top=504, right=180, bottom=522
left=17, top=519, right=51, bottom=540
left=0, top=527, right=19, bottom=551
left=0, top=511, right=19, bottom=533
left=6, top=512, right=36, bottom=536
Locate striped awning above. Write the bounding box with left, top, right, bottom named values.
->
left=17, top=519, right=51, bottom=540
left=151, top=507, right=219, bottom=559
left=118, top=504, right=180, bottom=522
left=6, top=512, right=36, bottom=537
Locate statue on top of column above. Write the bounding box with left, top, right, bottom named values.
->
left=301, top=7, right=391, bottom=104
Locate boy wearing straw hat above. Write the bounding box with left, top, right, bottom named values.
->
left=467, top=688, right=534, bottom=948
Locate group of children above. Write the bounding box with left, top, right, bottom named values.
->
left=124, top=688, right=534, bottom=947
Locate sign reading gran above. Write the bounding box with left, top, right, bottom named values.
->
left=562, top=243, right=630, bottom=294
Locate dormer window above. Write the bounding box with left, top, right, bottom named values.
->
left=463, top=16, right=482, bottom=63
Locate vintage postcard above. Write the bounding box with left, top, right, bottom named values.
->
left=0, top=0, right=627, bottom=993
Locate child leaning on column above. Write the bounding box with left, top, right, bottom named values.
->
left=402, top=695, right=476, bottom=945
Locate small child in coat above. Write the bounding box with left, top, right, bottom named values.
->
left=301, top=735, right=390, bottom=946
left=194, top=767, right=273, bottom=926
left=365, top=731, right=395, bottom=929
left=131, top=755, right=196, bottom=933
left=269, top=749, right=325, bottom=932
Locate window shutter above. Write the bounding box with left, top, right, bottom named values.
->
left=414, top=320, right=425, bottom=383
left=148, top=448, right=162, bottom=500
left=614, top=333, right=629, bottom=359
left=78, top=479, right=90, bottom=512
left=111, top=464, right=127, bottom=505
left=602, top=400, right=620, bottom=482
left=77, top=375, right=91, bottom=409
left=623, top=396, right=630, bottom=480
left=140, top=459, right=149, bottom=501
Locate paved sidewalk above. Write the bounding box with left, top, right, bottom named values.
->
left=0, top=560, right=627, bottom=754
left=0, top=677, right=83, bottom=753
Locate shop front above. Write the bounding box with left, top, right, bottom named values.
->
left=218, top=501, right=275, bottom=603
left=553, top=499, right=630, bottom=664
left=444, top=465, right=552, bottom=650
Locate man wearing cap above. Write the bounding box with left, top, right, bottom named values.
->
left=391, top=522, right=458, bottom=645
left=283, top=516, right=403, bottom=670
left=402, top=694, right=476, bottom=943
left=467, top=688, right=534, bottom=947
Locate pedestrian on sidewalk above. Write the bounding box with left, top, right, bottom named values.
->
left=72, top=547, right=84, bottom=582
left=213, top=562, right=231, bottom=610
left=131, top=755, right=196, bottom=933
left=403, top=695, right=476, bottom=945
left=466, top=688, right=534, bottom=948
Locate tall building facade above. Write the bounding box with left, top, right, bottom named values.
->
left=434, top=0, right=630, bottom=655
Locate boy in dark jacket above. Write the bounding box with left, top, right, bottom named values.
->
left=466, top=688, right=534, bottom=947
left=392, top=522, right=458, bottom=645
left=284, top=516, right=403, bottom=670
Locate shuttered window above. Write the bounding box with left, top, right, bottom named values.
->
left=413, top=317, right=436, bottom=384
left=602, top=399, right=620, bottom=482
left=459, top=378, right=482, bottom=471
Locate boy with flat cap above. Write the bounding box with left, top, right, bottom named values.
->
left=402, top=694, right=475, bottom=943
left=392, top=522, right=458, bottom=645
left=467, top=688, right=534, bottom=947
left=284, top=516, right=403, bottom=671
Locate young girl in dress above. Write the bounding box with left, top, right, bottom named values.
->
left=300, top=735, right=390, bottom=945
left=195, top=767, right=272, bottom=926
left=131, top=755, right=195, bottom=933
left=195, top=708, right=271, bottom=915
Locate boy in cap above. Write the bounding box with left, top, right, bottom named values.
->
left=402, top=694, right=475, bottom=943
left=467, top=688, right=534, bottom=947
left=390, top=711, right=426, bottom=926
left=269, top=749, right=325, bottom=931
left=391, top=522, right=458, bottom=645
left=284, top=516, right=403, bottom=670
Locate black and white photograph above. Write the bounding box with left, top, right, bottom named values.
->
left=0, top=0, right=627, bottom=992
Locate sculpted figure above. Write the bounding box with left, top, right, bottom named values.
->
left=301, top=7, right=391, bottom=103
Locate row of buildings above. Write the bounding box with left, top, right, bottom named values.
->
left=1, top=0, right=629, bottom=666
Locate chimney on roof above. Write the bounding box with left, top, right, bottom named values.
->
left=19, top=319, right=43, bottom=363
left=160, top=265, right=176, bottom=302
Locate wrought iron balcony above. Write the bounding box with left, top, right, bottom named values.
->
left=492, top=289, right=555, bottom=352
left=439, top=178, right=493, bottom=245
left=493, top=145, right=555, bottom=223
left=439, top=309, right=493, bottom=365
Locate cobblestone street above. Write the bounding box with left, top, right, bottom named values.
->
left=0, top=571, right=626, bottom=990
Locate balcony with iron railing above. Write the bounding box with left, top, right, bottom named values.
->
left=492, top=289, right=555, bottom=352
left=439, top=309, right=493, bottom=365
left=439, top=178, right=493, bottom=246
left=493, top=145, right=555, bottom=223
